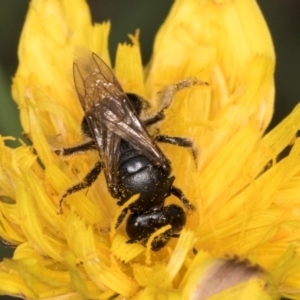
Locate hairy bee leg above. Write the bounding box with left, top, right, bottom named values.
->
left=143, top=78, right=208, bottom=127
left=115, top=208, right=129, bottom=229
left=54, top=140, right=96, bottom=156
left=58, top=161, right=102, bottom=214
left=143, top=111, right=165, bottom=127
left=171, top=186, right=195, bottom=211
left=158, top=78, right=208, bottom=112
left=154, top=135, right=197, bottom=163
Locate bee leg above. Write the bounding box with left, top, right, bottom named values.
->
left=143, top=78, right=207, bottom=127
left=54, top=140, right=96, bottom=156
left=158, top=78, right=208, bottom=113
left=143, top=111, right=165, bottom=127
left=58, top=161, right=102, bottom=214
left=154, top=135, right=197, bottom=166
left=115, top=208, right=129, bottom=229
left=170, top=186, right=195, bottom=211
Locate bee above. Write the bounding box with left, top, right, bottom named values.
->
left=56, top=50, right=200, bottom=250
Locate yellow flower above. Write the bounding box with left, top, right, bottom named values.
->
left=0, top=0, right=300, bottom=299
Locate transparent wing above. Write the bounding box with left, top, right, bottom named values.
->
left=73, top=50, right=169, bottom=187
left=85, top=115, right=120, bottom=192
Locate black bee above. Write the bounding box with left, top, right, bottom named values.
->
left=56, top=50, right=199, bottom=251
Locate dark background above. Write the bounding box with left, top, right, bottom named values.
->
left=0, top=1, right=299, bottom=299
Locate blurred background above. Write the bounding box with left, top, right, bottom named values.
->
left=0, top=1, right=299, bottom=299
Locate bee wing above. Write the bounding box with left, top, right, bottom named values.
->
left=73, top=50, right=169, bottom=186
left=85, top=116, right=120, bottom=192
left=73, top=50, right=122, bottom=112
